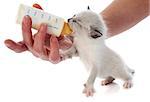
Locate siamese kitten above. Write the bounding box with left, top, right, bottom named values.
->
left=60, top=10, right=134, bottom=97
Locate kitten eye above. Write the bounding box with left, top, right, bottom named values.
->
left=91, top=34, right=102, bottom=39
left=94, top=29, right=103, bottom=36
left=90, top=26, right=103, bottom=39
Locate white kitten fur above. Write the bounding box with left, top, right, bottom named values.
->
left=60, top=10, right=134, bottom=97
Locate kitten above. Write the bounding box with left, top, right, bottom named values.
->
left=60, top=10, right=134, bottom=97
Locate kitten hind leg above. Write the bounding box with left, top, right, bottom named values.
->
left=101, top=76, right=115, bottom=86
left=122, top=70, right=133, bottom=89
left=123, top=80, right=133, bottom=89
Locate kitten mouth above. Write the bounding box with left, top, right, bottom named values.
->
left=68, top=19, right=82, bottom=28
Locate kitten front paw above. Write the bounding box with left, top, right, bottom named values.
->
left=83, top=84, right=95, bottom=97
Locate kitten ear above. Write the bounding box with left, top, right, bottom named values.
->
left=90, top=26, right=103, bottom=39
left=87, top=6, right=90, bottom=10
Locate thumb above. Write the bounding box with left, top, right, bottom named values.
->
left=4, top=39, right=28, bottom=53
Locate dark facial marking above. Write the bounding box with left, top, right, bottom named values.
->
left=87, top=6, right=90, bottom=10
left=94, top=29, right=103, bottom=36
left=91, top=34, right=102, bottom=39
left=91, top=29, right=103, bottom=39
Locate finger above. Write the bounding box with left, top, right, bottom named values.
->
left=43, top=33, right=51, bottom=52
left=59, top=37, right=73, bottom=50
left=49, top=36, right=61, bottom=64
left=57, top=36, right=64, bottom=40
left=33, top=24, right=47, bottom=55
left=45, top=33, right=51, bottom=47
left=22, top=15, right=33, bottom=48
left=4, top=39, right=28, bottom=53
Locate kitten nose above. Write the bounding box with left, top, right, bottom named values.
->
left=67, top=18, right=72, bottom=22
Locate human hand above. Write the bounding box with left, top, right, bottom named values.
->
left=4, top=15, right=73, bottom=64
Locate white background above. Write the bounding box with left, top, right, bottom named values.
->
left=0, top=0, right=150, bottom=102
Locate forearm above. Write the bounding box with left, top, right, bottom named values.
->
left=101, top=0, right=149, bottom=37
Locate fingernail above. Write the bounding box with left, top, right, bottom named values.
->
left=24, top=15, right=29, bottom=19
left=23, top=15, right=31, bottom=25
left=40, top=24, right=47, bottom=30
left=39, top=24, right=47, bottom=34
left=49, top=56, right=61, bottom=64
left=5, top=43, right=11, bottom=48
left=4, top=40, right=11, bottom=47
left=24, top=15, right=29, bottom=21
